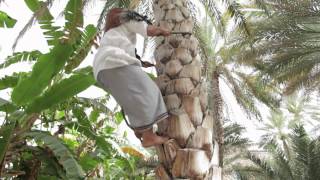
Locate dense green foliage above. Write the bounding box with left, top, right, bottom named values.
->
left=0, top=0, right=152, bottom=179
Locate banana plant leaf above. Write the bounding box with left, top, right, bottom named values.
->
left=26, top=73, right=95, bottom=113
left=0, top=10, right=17, bottom=28
left=26, top=131, right=85, bottom=179
left=11, top=43, right=73, bottom=105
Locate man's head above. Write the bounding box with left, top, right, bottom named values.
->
left=104, top=8, right=126, bottom=32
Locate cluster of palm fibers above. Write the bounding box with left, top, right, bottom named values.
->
left=152, top=0, right=215, bottom=179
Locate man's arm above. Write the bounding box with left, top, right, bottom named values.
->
left=147, top=25, right=171, bottom=37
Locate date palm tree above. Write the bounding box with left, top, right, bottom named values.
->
left=227, top=0, right=320, bottom=95
left=151, top=0, right=215, bottom=178
left=193, top=4, right=280, bottom=178
left=151, top=0, right=276, bottom=179
left=234, top=125, right=320, bottom=180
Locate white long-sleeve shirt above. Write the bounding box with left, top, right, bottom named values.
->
left=93, top=21, right=148, bottom=79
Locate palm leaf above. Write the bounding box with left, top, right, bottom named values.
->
left=224, top=1, right=250, bottom=36
left=236, top=73, right=280, bottom=109
left=198, top=0, right=225, bottom=36
left=246, top=152, right=277, bottom=178
left=221, top=66, right=262, bottom=120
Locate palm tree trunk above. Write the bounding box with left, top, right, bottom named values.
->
left=152, top=0, right=216, bottom=179
left=211, top=70, right=224, bottom=168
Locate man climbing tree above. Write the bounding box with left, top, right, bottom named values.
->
left=92, top=8, right=171, bottom=147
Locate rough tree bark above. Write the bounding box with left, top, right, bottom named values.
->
left=211, top=70, right=224, bottom=169
left=152, top=0, right=220, bottom=179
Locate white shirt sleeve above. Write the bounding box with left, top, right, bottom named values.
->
left=124, top=21, right=148, bottom=37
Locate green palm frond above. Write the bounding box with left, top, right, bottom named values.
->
left=224, top=1, right=250, bottom=36
left=224, top=123, right=245, bottom=138
left=0, top=50, right=42, bottom=69
left=265, top=140, right=294, bottom=179
left=229, top=1, right=320, bottom=95
left=253, top=0, right=269, bottom=15
left=236, top=73, right=280, bottom=109
left=198, top=0, right=225, bottom=36
left=246, top=152, right=277, bottom=178
left=221, top=66, right=262, bottom=120
left=224, top=123, right=249, bottom=149
left=290, top=125, right=311, bottom=178
left=194, top=21, right=218, bottom=77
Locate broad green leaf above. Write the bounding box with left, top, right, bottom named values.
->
left=38, top=175, right=58, bottom=180
left=54, top=110, right=65, bottom=120
left=0, top=98, right=17, bottom=113
left=0, top=74, right=19, bottom=90
left=0, top=121, right=16, bottom=163
left=24, top=0, right=40, bottom=12
left=24, top=0, right=53, bottom=21
left=0, top=72, right=28, bottom=90
left=74, top=97, right=111, bottom=114
left=26, top=131, right=85, bottom=179
left=11, top=43, right=73, bottom=105
left=26, top=73, right=95, bottom=113
left=89, top=109, right=99, bottom=123
left=62, top=137, right=79, bottom=150
left=0, top=50, right=42, bottom=69
left=65, top=106, right=115, bottom=158
left=65, top=121, right=113, bottom=157
left=0, top=11, right=17, bottom=28
left=79, top=153, right=99, bottom=172
left=72, top=105, right=92, bottom=128
left=72, top=66, right=93, bottom=75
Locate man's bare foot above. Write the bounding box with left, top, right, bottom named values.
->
left=141, top=129, right=169, bottom=148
